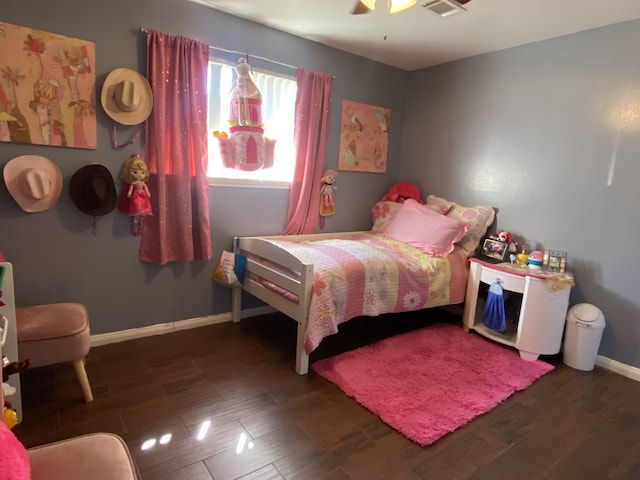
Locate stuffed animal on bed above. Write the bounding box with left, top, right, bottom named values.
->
left=380, top=182, right=422, bottom=204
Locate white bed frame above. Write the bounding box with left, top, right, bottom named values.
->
left=231, top=231, right=369, bottom=375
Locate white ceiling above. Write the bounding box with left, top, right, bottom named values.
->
left=189, top=0, right=640, bottom=71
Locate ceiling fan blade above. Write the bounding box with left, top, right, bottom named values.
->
left=455, top=0, right=472, bottom=4
left=351, top=1, right=373, bottom=15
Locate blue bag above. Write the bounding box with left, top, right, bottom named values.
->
left=213, top=239, right=247, bottom=287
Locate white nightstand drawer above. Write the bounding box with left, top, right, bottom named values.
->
left=479, top=267, right=525, bottom=293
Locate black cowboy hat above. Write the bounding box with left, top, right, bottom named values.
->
left=70, top=164, right=117, bottom=216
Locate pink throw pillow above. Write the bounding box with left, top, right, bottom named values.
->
left=372, top=200, right=451, bottom=233
left=383, top=199, right=469, bottom=256
left=426, top=194, right=495, bottom=256
left=371, top=201, right=403, bottom=233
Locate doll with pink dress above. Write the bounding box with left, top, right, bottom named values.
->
left=119, top=153, right=152, bottom=235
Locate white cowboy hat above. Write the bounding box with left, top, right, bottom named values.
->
left=101, top=68, right=153, bottom=126
left=3, top=155, right=63, bottom=212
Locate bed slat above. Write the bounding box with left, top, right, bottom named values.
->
left=245, top=259, right=302, bottom=297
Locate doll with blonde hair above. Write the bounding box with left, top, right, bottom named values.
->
left=119, top=153, right=152, bottom=235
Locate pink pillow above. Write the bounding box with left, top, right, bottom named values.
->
left=383, top=199, right=469, bottom=256
left=426, top=194, right=495, bottom=256
left=371, top=201, right=403, bottom=233
left=372, top=200, right=451, bottom=233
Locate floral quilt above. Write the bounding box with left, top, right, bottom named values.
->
left=273, top=233, right=468, bottom=354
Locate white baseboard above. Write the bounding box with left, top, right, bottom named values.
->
left=90, top=308, right=640, bottom=384
left=596, top=355, right=640, bottom=382
left=90, top=306, right=275, bottom=347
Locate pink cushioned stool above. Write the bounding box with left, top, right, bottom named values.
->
left=16, top=303, right=93, bottom=402
left=27, top=432, right=139, bottom=479
left=0, top=421, right=140, bottom=480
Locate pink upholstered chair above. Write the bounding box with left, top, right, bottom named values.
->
left=15, top=303, right=93, bottom=402
left=0, top=422, right=140, bottom=480
left=27, top=432, right=139, bottom=479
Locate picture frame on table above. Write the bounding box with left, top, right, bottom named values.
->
left=543, top=250, right=567, bottom=273
left=480, top=238, right=510, bottom=262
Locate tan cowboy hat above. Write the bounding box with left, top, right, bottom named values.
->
left=101, top=68, right=153, bottom=126
left=69, top=164, right=117, bottom=216
left=3, top=155, right=63, bottom=212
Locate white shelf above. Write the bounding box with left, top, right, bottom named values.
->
left=0, top=262, right=22, bottom=422
left=470, top=298, right=517, bottom=346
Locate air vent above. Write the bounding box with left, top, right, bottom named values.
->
left=423, top=0, right=467, bottom=17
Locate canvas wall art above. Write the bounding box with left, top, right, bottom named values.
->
left=0, top=22, right=96, bottom=149
left=338, top=100, right=390, bottom=173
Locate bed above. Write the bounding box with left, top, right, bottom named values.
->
left=231, top=196, right=496, bottom=374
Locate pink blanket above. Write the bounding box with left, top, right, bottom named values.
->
left=273, top=234, right=468, bottom=353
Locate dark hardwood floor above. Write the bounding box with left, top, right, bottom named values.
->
left=12, top=309, right=640, bottom=479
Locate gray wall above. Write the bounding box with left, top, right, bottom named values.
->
left=0, top=0, right=407, bottom=332
left=402, top=20, right=640, bottom=369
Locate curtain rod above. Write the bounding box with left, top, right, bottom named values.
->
left=139, top=26, right=332, bottom=76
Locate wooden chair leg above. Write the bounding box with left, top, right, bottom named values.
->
left=73, top=358, right=94, bottom=403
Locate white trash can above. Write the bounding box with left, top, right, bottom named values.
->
left=563, top=303, right=606, bottom=371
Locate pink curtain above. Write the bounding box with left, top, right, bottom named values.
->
left=140, top=31, right=212, bottom=265
left=282, top=68, right=332, bottom=235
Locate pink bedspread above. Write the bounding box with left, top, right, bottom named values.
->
left=272, top=234, right=468, bottom=354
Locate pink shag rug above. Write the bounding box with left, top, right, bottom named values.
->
left=312, top=323, right=554, bottom=446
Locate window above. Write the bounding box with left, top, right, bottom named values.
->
left=207, top=60, right=297, bottom=187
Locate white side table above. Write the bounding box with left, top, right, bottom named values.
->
left=462, top=258, right=574, bottom=361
